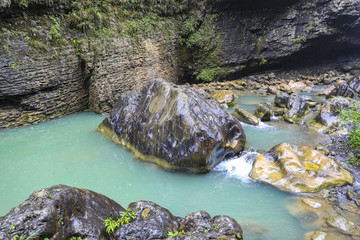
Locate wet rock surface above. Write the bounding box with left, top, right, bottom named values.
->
left=329, top=75, right=360, bottom=100
left=315, top=97, right=352, bottom=129
left=233, top=108, right=259, bottom=126
left=210, top=90, right=236, bottom=108
left=0, top=184, right=125, bottom=240
left=250, top=143, right=354, bottom=193
left=288, top=188, right=360, bottom=240
left=0, top=185, right=243, bottom=240
left=98, top=79, right=246, bottom=173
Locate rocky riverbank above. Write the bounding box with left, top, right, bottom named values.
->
left=0, top=185, right=243, bottom=240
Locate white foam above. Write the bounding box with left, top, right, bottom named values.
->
left=215, top=152, right=259, bottom=182
left=242, top=121, right=273, bottom=129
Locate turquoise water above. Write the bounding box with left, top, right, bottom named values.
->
left=0, top=111, right=319, bottom=240
left=236, top=93, right=326, bottom=151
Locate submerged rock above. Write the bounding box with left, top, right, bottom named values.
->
left=326, top=216, right=360, bottom=236
left=304, top=231, right=328, bottom=240
left=249, top=143, right=354, bottom=193
left=233, top=108, right=259, bottom=126
left=0, top=185, right=243, bottom=240
left=98, top=79, right=246, bottom=173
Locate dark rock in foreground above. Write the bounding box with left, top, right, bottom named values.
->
left=98, top=79, right=246, bottom=173
left=0, top=185, right=243, bottom=240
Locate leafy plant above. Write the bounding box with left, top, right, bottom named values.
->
left=232, top=233, right=243, bottom=239
left=19, top=0, right=29, bottom=9
left=10, top=231, right=39, bottom=240
left=69, top=237, right=83, bottom=240
left=104, top=209, right=138, bottom=234
left=339, top=100, right=360, bottom=165
left=48, top=17, right=66, bottom=45
left=167, top=230, right=185, bottom=237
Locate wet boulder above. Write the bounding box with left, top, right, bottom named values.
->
left=0, top=186, right=243, bottom=240
left=326, top=216, right=360, bottom=236
left=304, top=231, right=328, bottom=240
left=233, top=108, right=259, bottom=126
left=114, top=201, right=180, bottom=239
left=0, top=184, right=125, bottom=240
left=315, top=85, right=335, bottom=96
left=274, top=91, right=289, bottom=108
left=249, top=143, right=354, bottom=193
left=210, top=90, right=236, bottom=108
left=254, top=103, right=272, bottom=121
left=275, top=92, right=310, bottom=123
left=315, top=97, right=352, bottom=128
left=283, top=94, right=310, bottom=123
left=288, top=80, right=312, bottom=92
left=328, top=76, right=360, bottom=100
left=178, top=211, right=243, bottom=239
left=98, top=79, right=246, bottom=173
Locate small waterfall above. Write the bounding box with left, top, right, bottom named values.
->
left=214, top=151, right=259, bottom=182
left=270, top=113, right=280, bottom=121
left=242, top=120, right=274, bottom=129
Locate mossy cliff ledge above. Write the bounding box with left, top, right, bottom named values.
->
left=98, top=79, right=246, bottom=173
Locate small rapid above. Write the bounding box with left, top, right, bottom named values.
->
left=214, top=151, right=259, bottom=182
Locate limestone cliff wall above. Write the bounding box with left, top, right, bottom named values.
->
left=213, top=0, right=360, bottom=77
left=0, top=45, right=89, bottom=128
left=1, top=0, right=360, bottom=128
left=87, top=35, right=180, bottom=114
left=0, top=0, right=180, bottom=128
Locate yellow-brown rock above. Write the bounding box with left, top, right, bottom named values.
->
left=233, top=108, right=260, bottom=126
left=210, top=90, right=236, bottom=107
left=249, top=143, right=354, bottom=193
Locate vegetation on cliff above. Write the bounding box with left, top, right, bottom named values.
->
left=0, top=0, right=224, bottom=82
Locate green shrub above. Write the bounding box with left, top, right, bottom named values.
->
left=104, top=209, right=138, bottom=234
left=339, top=100, right=360, bottom=165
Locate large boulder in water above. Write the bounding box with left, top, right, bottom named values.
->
left=249, top=143, right=354, bottom=193
left=98, top=79, right=246, bottom=173
left=275, top=92, right=310, bottom=123
left=0, top=185, right=243, bottom=240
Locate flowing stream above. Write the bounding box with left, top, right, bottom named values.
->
left=0, top=93, right=329, bottom=240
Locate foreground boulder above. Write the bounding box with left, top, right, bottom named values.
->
left=0, top=185, right=125, bottom=239
left=250, top=143, right=354, bottom=193
left=98, top=79, right=246, bottom=173
left=0, top=185, right=243, bottom=240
